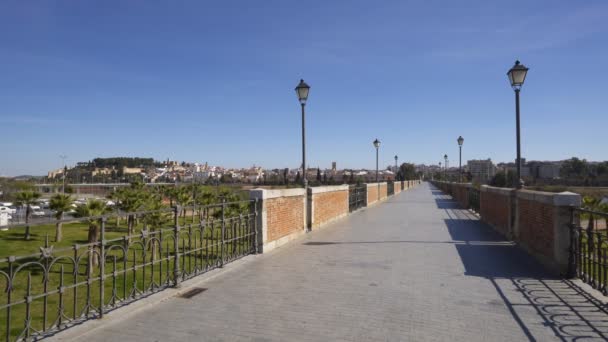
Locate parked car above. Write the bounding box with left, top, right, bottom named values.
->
left=0, top=206, right=16, bottom=214
left=32, top=210, right=46, bottom=217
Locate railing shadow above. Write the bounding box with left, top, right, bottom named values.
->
left=444, top=208, right=608, bottom=341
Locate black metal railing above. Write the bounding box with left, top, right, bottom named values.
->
left=0, top=200, right=257, bottom=341
left=348, top=185, right=366, bottom=212
left=387, top=181, right=395, bottom=196
left=468, top=187, right=480, bottom=212
left=569, top=208, right=608, bottom=295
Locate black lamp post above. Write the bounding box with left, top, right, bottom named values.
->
left=373, top=139, right=380, bottom=200
left=444, top=154, right=448, bottom=181
left=457, top=136, right=464, bottom=182
left=394, top=155, right=398, bottom=180
left=295, top=79, right=310, bottom=188
left=507, top=60, right=528, bottom=189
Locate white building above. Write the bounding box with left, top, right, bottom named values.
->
left=467, top=159, right=497, bottom=182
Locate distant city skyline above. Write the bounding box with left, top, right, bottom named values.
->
left=1, top=1, right=607, bottom=176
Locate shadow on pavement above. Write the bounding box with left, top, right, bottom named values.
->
left=443, top=205, right=608, bottom=341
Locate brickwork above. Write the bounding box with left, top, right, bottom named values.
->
left=450, top=184, right=469, bottom=208
left=379, top=183, right=388, bottom=199
left=480, top=189, right=512, bottom=236
left=266, top=195, right=305, bottom=242
left=433, top=181, right=581, bottom=274
left=367, top=185, right=379, bottom=205
left=311, top=187, right=349, bottom=230
left=517, top=198, right=554, bottom=259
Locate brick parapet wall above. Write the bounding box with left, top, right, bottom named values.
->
left=480, top=186, right=515, bottom=237
left=308, top=185, right=349, bottom=230
left=379, top=183, right=388, bottom=199
left=250, top=188, right=306, bottom=252
left=433, top=181, right=581, bottom=275
left=366, top=183, right=381, bottom=206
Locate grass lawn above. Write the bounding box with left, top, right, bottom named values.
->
left=0, top=209, right=254, bottom=341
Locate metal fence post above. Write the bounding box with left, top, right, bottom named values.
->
left=253, top=199, right=259, bottom=254
left=173, top=206, right=181, bottom=287
left=99, top=217, right=106, bottom=318
left=567, top=207, right=576, bottom=278
left=220, top=198, right=226, bottom=267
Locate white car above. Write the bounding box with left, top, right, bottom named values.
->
left=30, top=205, right=41, bottom=211
left=32, top=210, right=46, bottom=217
left=0, top=206, right=16, bottom=214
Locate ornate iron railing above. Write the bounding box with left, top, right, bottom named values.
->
left=348, top=185, right=366, bottom=212
left=468, top=187, right=480, bottom=212
left=0, top=200, right=257, bottom=341
left=387, top=181, right=395, bottom=196
left=569, top=208, right=608, bottom=295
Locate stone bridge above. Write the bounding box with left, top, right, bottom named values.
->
left=52, top=183, right=608, bottom=341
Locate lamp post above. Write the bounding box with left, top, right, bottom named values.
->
left=295, top=79, right=310, bottom=188
left=373, top=139, right=380, bottom=200
left=394, top=155, right=398, bottom=180
left=457, top=136, right=464, bottom=182
left=507, top=60, right=529, bottom=189
left=444, top=154, right=448, bottom=181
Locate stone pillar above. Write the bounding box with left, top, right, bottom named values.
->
left=552, top=192, right=581, bottom=274
left=249, top=188, right=306, bottom=253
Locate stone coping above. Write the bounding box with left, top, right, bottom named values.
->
left=249, top=188, right=306, bottom=200
left=517, top=189, right=581, bottom=206
left=308, top=185, right=349, bottom=194
left=366, top=182, right=387, bottom=188
left=481, top=185, right=516, bottom=196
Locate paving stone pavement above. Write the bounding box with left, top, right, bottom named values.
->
left=56, top=183, right=608, bottom=342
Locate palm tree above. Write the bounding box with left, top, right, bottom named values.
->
left=175, top=187, right=193, bottom=217
left=74, top=199, right=109, bottom=268
left=49, top=194, right=74, bottom=242
left=111, top=182, right=149, bottom=238
left=14, top=191, right=41, bottom=240
left=141, top=195, right=170, bottom=260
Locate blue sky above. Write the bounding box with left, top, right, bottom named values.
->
left=1, top=0, right=607, bottom=176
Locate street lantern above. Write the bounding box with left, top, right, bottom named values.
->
left=507, top=60, right=529, bottom=90
left=444, top=154, right=448, bottom=180
left=295, top=79, right=310, bottom=104
left=507, top=60, right=529, bottom=189
left=394, top=155, right=399, bottom=181
left=295, top=79, right=311, bottom=188
left=457, top=136, right=464, bottom=182
left=373, top=139, right=381, bottom=199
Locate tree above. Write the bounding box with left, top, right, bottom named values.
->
left=283, top=168, right=289, bottom=185
left=49, top=194, right=74, bottom=242
left=560, top=157, right=589, bottom=179
left=316, top=169, right=322, bottom=183
left=295, top=172, right=301, bottom=184
left=175, top=187, right=193, bottom=217
left=399, top=163, right=417, bottom=180
left=14, top=191, right=41, bottom=240
left=74, top=199, right=110, bottom=268
left=110, top=182, right=149, bottom=238
left=490, top=170, right=517, bottom=188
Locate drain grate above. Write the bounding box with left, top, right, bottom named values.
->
left=179, top=287, right=207, bottom=299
